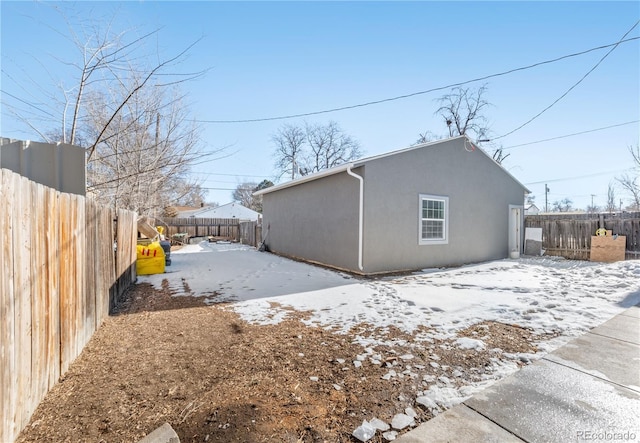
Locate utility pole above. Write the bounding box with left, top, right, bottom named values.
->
left=591, top=194, right=596, bottom=212
left=545, top=184, right=550, bottom=212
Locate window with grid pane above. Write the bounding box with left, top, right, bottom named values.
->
left=419, top=194, right=448, bottom=245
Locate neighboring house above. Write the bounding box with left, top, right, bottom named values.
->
left=178, top=202, right=261, bottom=221
left=525, top=204, right=540, bottom=215
left=0, top=138, right=86, bottom=196
left=255, top=135, right=529, bottom=275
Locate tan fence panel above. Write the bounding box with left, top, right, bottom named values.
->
left=164, top=217, right=240, bottom=241
left=94, top=204, right=115, bottom=326
left=526, top=213, right=639, bottom=260
left=239, top=221, right=263, bottom=247
left=1, top=169, right=17, bottom=442
left=44, top=186, right=61, bottom=392
left=30, top=182, right=47, bottom=424
left=0, top=168, right=137, bottom=443
left=86, top=199, right=114, bottom=324
left=15, top=175, right=33, bottom=431
left=114, top=208, right=137, bottom=311
left=59, top=192, right=74, bottom=375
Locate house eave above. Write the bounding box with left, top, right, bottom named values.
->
left=255, top=134, right=530, bottom=196
left=253, top=164, right=353, bottom=196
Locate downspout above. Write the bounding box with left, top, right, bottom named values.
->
left=346, top=164, right=364, bottom=272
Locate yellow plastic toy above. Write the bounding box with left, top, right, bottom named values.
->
left=136, top=242, right=166, bottom=275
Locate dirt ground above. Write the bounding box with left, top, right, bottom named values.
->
left=17, top=281, right=554, bottom=443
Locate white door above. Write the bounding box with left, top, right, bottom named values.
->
left=508, top=205, right=523, bottom=256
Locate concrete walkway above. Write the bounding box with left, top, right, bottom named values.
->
left=396, top=303, right=640, bottom=443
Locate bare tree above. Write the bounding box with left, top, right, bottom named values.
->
left=616, top=145, right=640, bottom=210
left=233, top=182, right=258, bottom=209
left=272, top=121, right=362, bottom=179
left=419, top=84, right=507, bottom=163
left=84, top=83, right=213, bottom=216
left=232, top=180, right=274, bottom=212
left=303, top=122, right=362, bottom=174
left=552, top=198, right=573, bottom=212
left=435, top=84, right=491, bottom=140
left=167, top=181, right=207, bottom=208
left=491, top=147, right=511, bottom=165
left=2, top=8, right=212, bottom=214
left=272, top=124, right=306, bottom=180
left=606, top=182, right=617, bottom=213
left=415, top=130, right=439, bottom=145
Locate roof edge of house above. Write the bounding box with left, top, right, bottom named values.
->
left=254, top=164, right=353, bottom=196
left=255, top=134, right=530, bottom=196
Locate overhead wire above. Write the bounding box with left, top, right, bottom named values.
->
left=192, top=119, right=638, bottom=186
left=524, top=168, right=635, bottom=186
left=492, top=20, right=640, bottom=140
left=501, top=120, right=640, bottom=150
left=192, top=36, right=640, bottom=124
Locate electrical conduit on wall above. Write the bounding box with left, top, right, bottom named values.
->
left=346, top=164, right=364, bottom=272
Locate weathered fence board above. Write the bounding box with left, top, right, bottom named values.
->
left=0, top=168, right=137, bottom=443
left=114, top=209, right=137, bottom=311
left=1, top=170, right=17, bottom=440
left=30, top=182, right=46, bottom=425
left=525, top=213, right=640, bottom=260
left=15, top=174, right=32, bottom=431
left=239, top=221, right=263, bottom=247
left=163, top=217, right=241, bottom=241
left=45, top=186, right=61, bottom=392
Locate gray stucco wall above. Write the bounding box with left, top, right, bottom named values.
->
left=361, top=138, right=525, bottom=273
left=262, top=171, right=361, bottom=271
left=0, top=139, right=86, bottom=196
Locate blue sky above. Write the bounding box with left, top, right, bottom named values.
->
left=2, top=1, right=639, bottom=210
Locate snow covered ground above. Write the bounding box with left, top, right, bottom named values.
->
left=138, top=241, right=639, bottom=433
left=140, top=241, right=639, bottom=346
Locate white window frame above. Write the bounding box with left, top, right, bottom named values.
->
left=419, top=194, right=449, bottom=245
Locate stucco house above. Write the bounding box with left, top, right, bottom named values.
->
left=525, top=203, right=540, bottom=215
left=255, top=135, right=529, bottom=275
left=178, top=202, right=261, bottom=221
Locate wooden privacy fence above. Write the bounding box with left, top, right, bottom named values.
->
left=0, top=168, right=137, bottom=443
left=239, top=221, right=262, bottom=247
left=163, top=217, right=241, bottom=241
left=525, top=212, right=640, bottom=260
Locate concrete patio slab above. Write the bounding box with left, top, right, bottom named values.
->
left=543, top=332, right=640, bottom=391
left=590, top=314, right=640, bottom=344
left=394, top=404, right=524, bottom=443
left=620, top=305, right=640, bottom=319
left=464, top=359, right=640, bottom=443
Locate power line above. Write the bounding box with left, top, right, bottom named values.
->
left=196, top=120, right=638, bottom=185
left=525, top=168, right=634, bottom=186
left=193, top=36, right=639, bottom=124
left=0, top=89, right=57, bottom=118
left=502, top=120, right=640, bottom=150
left=200, top=187, right=237, bottom=191
left=493, top=20, right=640, bottom=140
left=190, top=171, right=273, bottom=178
